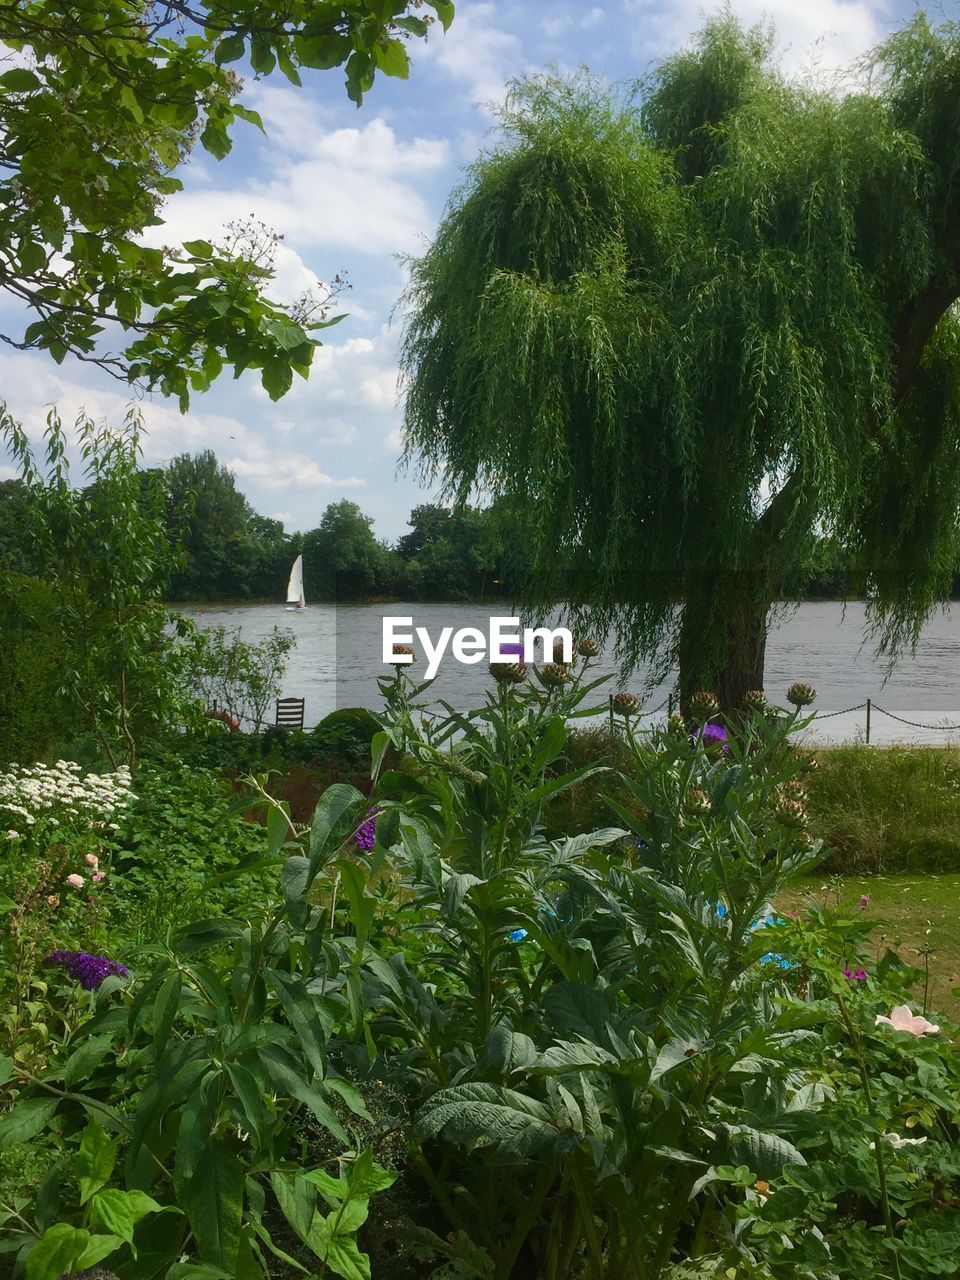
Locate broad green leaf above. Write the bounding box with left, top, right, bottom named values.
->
left=25, top=1224, right=90, bottom=1280
left=182, top=1136, right=244, bottom=1270
left=543, top=983, right=609, bottom=1039
left=89, top=1187, right=169, bottom=1246
left=0, top=68, right=41, bottom=92
left=77, top=1118, right=117, bottom=1204
left=0, top=1098, right=58, bottom=1152
left=63, top=1033, right=114, bottom=1089
left=309, top=783, right=365, bottom=872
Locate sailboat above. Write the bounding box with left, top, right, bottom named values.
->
left=285, top=554, right=307, bottom=611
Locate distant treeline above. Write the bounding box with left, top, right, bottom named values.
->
left=2, top=448, right=959, bottom=604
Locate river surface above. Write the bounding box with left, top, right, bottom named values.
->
left=181, top=600, right=960, bottom=744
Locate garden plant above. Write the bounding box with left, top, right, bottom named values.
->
left=0, top=651, right=956, bottom=1279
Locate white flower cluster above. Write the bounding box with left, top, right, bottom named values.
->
left=0, top=760, right=136, bottom=840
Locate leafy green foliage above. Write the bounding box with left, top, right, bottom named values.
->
left=0, top=764, right=392, bottom=1278
left=400, top=14, right=960, bottom=705
left=0, top=0, right=454, bottom=404
left=0, top=575, right=65, bottom=764
left=0, top=410, right=200, bottom=767
left=176, top=623, right=295, bottom=731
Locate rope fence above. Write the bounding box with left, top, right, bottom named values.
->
left=223, top=695, right=960, bottom=744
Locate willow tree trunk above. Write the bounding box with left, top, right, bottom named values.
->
left=677, top=570, right=771, bottom=715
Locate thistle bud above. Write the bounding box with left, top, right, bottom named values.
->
left=576, top=636, right=600, bottom=658
left=742, top=689, right=767, bottom=711
left=540, top=662, right=569, bottom=688
left=490, top=661, right=527, bottom=685
left=786, top=682, right=816, bottom=707
left=667, top=712, right=687, bottom=735
left=611, top=691, right=640, bottom=717
left=551, top=638, right=571, bottom=664
left=684, top=788, right=711, bottom=816
left=689, top=690, right=720, bottom=721
left=774, top=791, right=808, bottom=828
left=391, top=644, right=415, bottom=666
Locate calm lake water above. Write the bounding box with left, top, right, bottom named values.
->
left=183, top=600, right=960, bottom=745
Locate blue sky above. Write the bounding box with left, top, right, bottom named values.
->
left=0, top=0, right=918, bottom=541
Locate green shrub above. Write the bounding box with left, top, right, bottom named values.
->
left=0, top=575, right=67, bottom=763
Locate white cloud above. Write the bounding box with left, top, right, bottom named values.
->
left=226, top=445, right=365, bottom=490
left=147, top=116, right=450, bottom=262
left=413, top=2, right=523, bottom=110
left=627, top=0, right=887, bottom=73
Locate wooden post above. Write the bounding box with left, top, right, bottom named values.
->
left=865, top=698, right=871, bottom=745
left=667, top=692, right=674, bottom=718
left=608, top=694, right=615, bottom=736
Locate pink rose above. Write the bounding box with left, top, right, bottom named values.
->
left=85, top=854, right=99, bottom=868
left=65, top=873, right=85, bottom=888
left=92, top=871, right=106, bottom=882
left=875, top=1004, right=939, bottom=1037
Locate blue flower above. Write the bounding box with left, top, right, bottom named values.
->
left=509, top=928, right=528, bottom=943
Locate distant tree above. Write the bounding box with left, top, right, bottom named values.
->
left=0, top=1, right=453, bottom=406
left=305, top=500, right=394, bottom=600
left=401, top=15, right=960, bottom=710
left=165, top=451, right=258, bottom=599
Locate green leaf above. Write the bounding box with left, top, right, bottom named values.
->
left=262, top=360, right=293, bottom=401
left=88, top=1187, right=169, bottom=1247
left=73, top=1233, right=126, bottom=1268
left=153, top=971, right=183, bottom=1056
left=182, top=239, right=214, bottom=259
left=62, top=1033, right=113, bottom=1089
left=182, top=1136, right=244, bottom=1270
left=308, top=1226, right=371, bottom=1280
left=543, top=983, right=609, bottom=1039
left=0, top=1098, right=58, bottom=1152
left=428, top=1, right=456, bottom=32
left=374, top=39, right=409, bottom=79
left=0, top=68, right=41, bottom=93
left=281, top=854, right=311, bottom=928
left=265, top=969, right=328, bottom=1079
left=77, top=1118, right=117, bottom=1204
left=25, top=1224, right=90, bottom=1280
left=309, top=784, right=365, bottom=873
left=214, top=34, right=245, bottom=64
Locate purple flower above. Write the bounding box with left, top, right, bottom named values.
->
left=354, top=809, right=378, bottom=851
left=843, top=968, right=868, bottom=983
left=694, top=722, right=729, bottom=751
left=46, top=950, right=128, bottom=991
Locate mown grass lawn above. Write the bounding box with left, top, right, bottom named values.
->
left=782, top=873, right=960, bottom=1024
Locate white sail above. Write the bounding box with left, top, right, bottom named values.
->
left=285, top=554, right=305, bottom=607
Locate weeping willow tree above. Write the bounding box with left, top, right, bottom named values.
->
left=400, top=13, right=960, bottom=710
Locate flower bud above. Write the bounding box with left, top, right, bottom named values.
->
left=774, top=791, right=808, bottom=828
left=611, top=691, right=640, bottom=717
left=667, top=712, right=686, bottom=735
left=689, top=690, right=720, bottom=721
left=742, top=689, right=767, bottom=711
left=391, top=644, right=415, bottom=666
left=541, top=662, right=569, bottom=688
left=576, top=636, right=600, bottom=658
left=490, top=661, right=527, bottom=684
left=786, top=682, right=816, bottom=707
left=684, top=788, right=711, bottom=816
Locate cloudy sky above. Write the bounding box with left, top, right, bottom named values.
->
left=0, top=0, right=916, bottom=540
